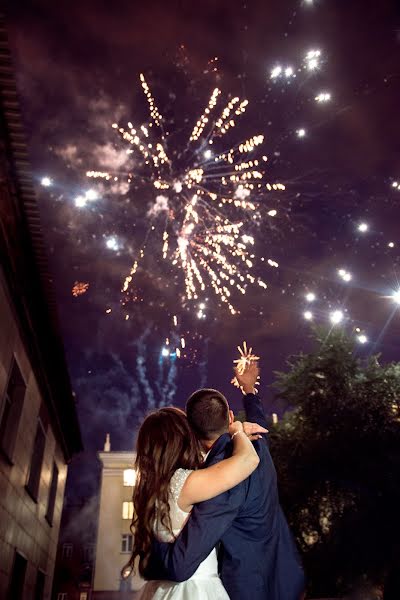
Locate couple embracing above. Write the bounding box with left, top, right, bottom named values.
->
left=123, top=356, right=305, bottom=599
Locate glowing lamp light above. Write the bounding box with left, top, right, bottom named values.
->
left=357, top=334, right=368, bottom=344
left=388, top=242, right=395, bottom=248
left=304, top=311, right=313, bottom=321
left=203, top=149, right=212, bottom=159
left=330, top=310, right=344, bottom=325
left=297, top=128, right=306, bottom=138
left=161, top=347, right=170, bottom=357
left=393, top=289, right=400, bottom=305
left=306, top=292, right=316, bottom=302
left=41, top=176, right=52, bottom=187
left=358, top=222, right=369, bottom=233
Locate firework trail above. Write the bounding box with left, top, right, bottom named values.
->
left=136, top=326, right=179, bottom=409
left=135, top=328, right=156, bottom=410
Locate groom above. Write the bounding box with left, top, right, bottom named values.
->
left=144, top=361, right=305, bottom=599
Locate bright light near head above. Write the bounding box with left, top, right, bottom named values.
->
left=271, top=65, right=282, bottom=79
left=105, top=236, right=119, bottom=251
left=357, top=334, right=368, bottom=344
left=304, top=311, right=313, bottom=321
left=85, top=189, right=98, bottom=201
left=199, top=303, right=206, bottom=310
left=203, top=149, right=212, bottom=160
left=358, top=222, right=369, bottom=233
left=308, top=58, right=318, bottom=70
left=388, top=242, right=395, bottom=248
left=75, top=195, right=87, bottom=208
left=268, top=209, right=277, bottom=217
left=392, top=289, right=400, bottom=305
left=330, top=310, right=344, bottom=325
left=392, top=181, right=398, bottom=188
left=161, top=347, right=170, bottom=357
left=297, top=128, right=306, bottom=138
left=41, top=177, right=52, bottom=187
left=306, top=292, right=316, bottom=302
left=285, top=66, right=294, bottom=78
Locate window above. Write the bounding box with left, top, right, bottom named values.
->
left=83, top=544, right=94, bottom=562
left=57, top=594, right=67, bottom=600
left=7, top=551, right=27, bottom=600
left=123, top=469, right=136, bottom=486
left=34, top=570, right=45, bottom=600
left=121, top=534, right=133, bottom=553
left=122, top=501, right=134, bottom=520
left=26, top=404, right=48, bottom=502
left=0, top=359, right=26, bottom=462
left=62, top=543, right=73, bottom=559
left=46, top=462, right=59, bottom=525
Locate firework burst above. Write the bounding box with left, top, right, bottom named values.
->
left=89, top=75, right=285, bottom=314
left=72, top=281, right=89, bottom=297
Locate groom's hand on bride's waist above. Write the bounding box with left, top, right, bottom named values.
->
left=242, top=421, right=268, bottom=440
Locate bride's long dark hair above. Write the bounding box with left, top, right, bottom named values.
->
left=122, top=407, right=202, bottom=578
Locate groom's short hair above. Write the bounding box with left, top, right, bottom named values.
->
left=186, top=388, right=229, bottom=441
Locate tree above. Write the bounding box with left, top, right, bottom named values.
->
left=269, top=327, right=400, bottom=598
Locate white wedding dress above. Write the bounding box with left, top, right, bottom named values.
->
left=138, top=468, right=229, bottom=600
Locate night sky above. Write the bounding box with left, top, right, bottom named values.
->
left=6, top=0, right=400, bottom=495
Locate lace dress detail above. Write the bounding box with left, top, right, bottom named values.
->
left=154, top=469, right=192, bottom=542
left=139, top=468, right=230, bottom=600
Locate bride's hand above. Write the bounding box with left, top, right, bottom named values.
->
left=229, top=420, right=244, bottom=437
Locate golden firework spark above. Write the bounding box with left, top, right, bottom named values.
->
left=89, top=75, right=284, bottom=313
left=231, top=341, right=260, bottom=390
left=72, top=281, right=89, bottom=297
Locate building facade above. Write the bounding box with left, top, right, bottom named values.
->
left=0, top=17, right=82, bottom=600
left=93, top=436, right=144, bottom=599
left=51, top=496, right=97, bottom=600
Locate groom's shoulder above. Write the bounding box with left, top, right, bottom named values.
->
left=205, top=433, right=232, bottom=465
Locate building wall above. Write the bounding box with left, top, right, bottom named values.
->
left=0, top=271, right=68, bottom=599
left=93, top=451, right=144, bottom=598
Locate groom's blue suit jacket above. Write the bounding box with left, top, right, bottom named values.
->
left=144, top=393, right=305, bottom=599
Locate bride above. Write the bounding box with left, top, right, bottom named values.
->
left=122, top=406, right=260, bottom=599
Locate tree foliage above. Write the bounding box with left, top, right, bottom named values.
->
left=269, top=327, right=400, bottom=598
